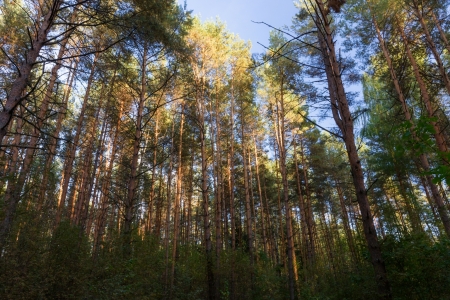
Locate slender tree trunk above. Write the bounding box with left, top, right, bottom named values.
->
left=253, top=135, right=268, bottom=255
left=155, top=162, right=165, bottom=239
left=398, top=20, right=449, bottom=158
left=241, top=133, right=253, bottom=263
left=193, top=71, right=214, bottom=299
left=273, top=141, right=284, bottom=271
left=293, top=139, right=311, bottom=270
left=334, top=179, right=358, bottom=264
left=72, top=84, right=106, bottom=228
left=228, top=82, right=236, bottom=300
left=431, top=10, right=450, bottom=54
left=412, top=2, right=450, bottom=97
left=186, top=148, right=194, bottom=245
left=56, top=53, right=99, bottom=226
left=212, top=92, right=223, bottom=299
left=92, top=99, right=124, bottom=257
left=147, top=95, right=164, bottom=235
left=164, top=122, right=175, bottom=291
left=201, top=111, right=214, bottom=300
left=123, top=46, right=148, bottom=257
left=299, top=137, right=316, bottom=265
left=373, top=16, right=450, bottom=237
left=248, top=149, right=258, bottom=257
left=170, top=102, right=185, bottom=294
left=83, top=117, right=107, bottom=234
left=275, top=78, right=297, bottom=300
left=38, top=58, right=78, bottom=208
left=263, top=173, right=277, bottom=264
left=315, top=2, right=391, bottom=297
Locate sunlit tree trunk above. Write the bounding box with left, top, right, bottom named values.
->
left=412, top=1, right=450, bottom=97
left=253, top=135, right=267, bottom=255
left=397, top=19, right=449, bottom=160
left=93, top=99, right=124, bottom=257
left=373, top=16, right=450, bottom=237
left=38, top=58, right=78, bottom=209
left=72, top=84, right=106, bottom=228
left=430, top=10, right=450, bottom=54
left=56, top=53, right=99, bottom=226
left=275, top=76, right=297, bottom=300
left=0, top=0, right=64, bottom=143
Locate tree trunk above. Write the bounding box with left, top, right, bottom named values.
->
left=253, top=135, right=268, bottom=255
left=0, top=0, right=63, bottom=143
left=293, top=139, right=311, bottom=271
left=123, top=46, right=147, bottom=257
left=56, top=53, right=99, bottom=226
left=164, top=122, right=175, bottom=290
left=373, top=16, right=450, bottom=237
left=276, top=78, right=297, bottom=300
left=170, top=102, right=185, bottom=293
left=398, top=20, right=449, bottom=159
left=315, top=2, right=391, bottom=297
left=38, top=58, right=78, bottom=209
left=147, top=96, right=163, bottom=235
left=299, top=137, right=316, bottom=265
left=92, top=101, right=124, bottom=258
left=413, top=3, right=450, bottom=98
left=335, top=179, right=358, bottom=264
left=430, top=10, right=450, bottom=54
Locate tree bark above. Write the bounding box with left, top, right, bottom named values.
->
left=123, top=46, right=148, bottom=257
left=397, top=20, right=449, bottom=159
left=275, top=76, right=297, bottom=300
left=0, top=0, right=64, bottom=143
left=373, top=16, right=450, bottom=237
left=293, top=139, right=312, bottom=270
left=38, top=57, right=78, bottom=209
left=93, top=101, right=124, bottom=258
left=170, top=102, right=185, bottom=293
left=56, top=53, right=99, bottom=226
left=315, top=2, right=391, bottom=297
left=412, top=2, right=450, bottom=98
left=430, top=10, right=450, bottom=54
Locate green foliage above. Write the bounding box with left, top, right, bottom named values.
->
left=398, top=116, right=438, bottom=157
left=297, top=261, right=377, bottom=300
left=0, top=220, right=90, bottom=299
left=44, top=221, right=91, bottom=299
left=383, top=234, right=450, bottom=299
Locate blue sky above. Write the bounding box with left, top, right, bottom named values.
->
left=180, top=0, right=298, bottom=54
left=179, top=0, right=347, bottom=130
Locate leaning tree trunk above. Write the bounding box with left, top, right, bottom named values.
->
left=314, top=1, right=392, bottom=297
left=0, top=0, right=64, bottom=144
left=431, top=10, right=450, bottom=54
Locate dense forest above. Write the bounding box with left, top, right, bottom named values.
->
left=1, top=0, right=450, bottom=299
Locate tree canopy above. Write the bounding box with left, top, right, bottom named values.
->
left=0, top=0, right=450, bottom=299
